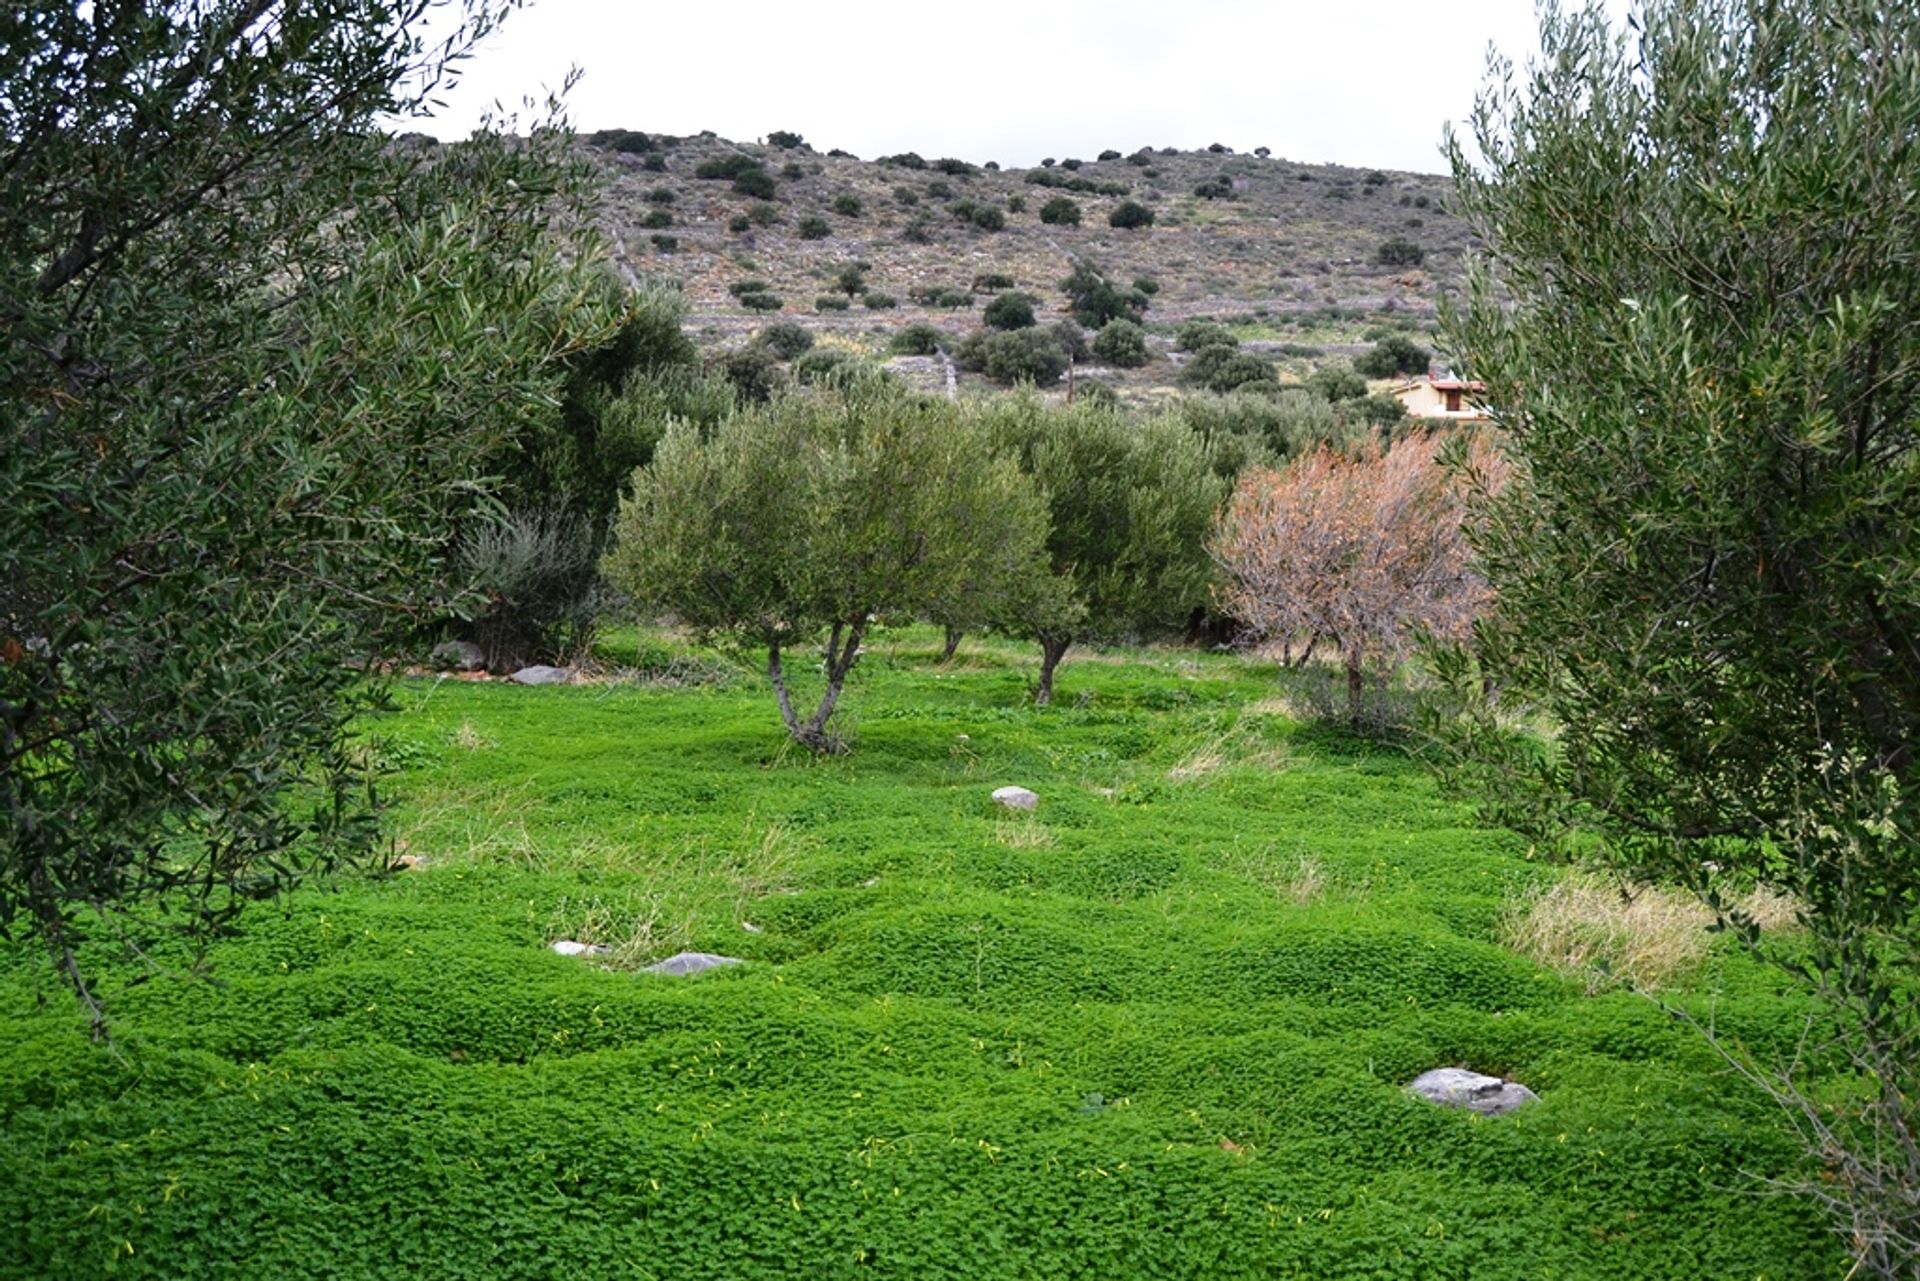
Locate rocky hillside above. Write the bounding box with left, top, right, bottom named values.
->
left=586, top=129, right=1472, bottom=400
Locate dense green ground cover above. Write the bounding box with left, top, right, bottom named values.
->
left=1, top=629, right=1841, bottom=1277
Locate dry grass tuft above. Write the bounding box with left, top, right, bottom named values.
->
left=992, top=817, right=1057, bottom=849
left=1277, top=853, right=1327, bottom=906
left=399, top=789, right=798, bottom=963
left=1167, top=740, right=1226, bottom=782
left=397, top=782, right=546, bottom=869
left=548, top=889, right=679, bottom=966
left=545, top=816, right=797, bottom=967
left=1736, top=885, right=1801, bottom=933
left=1222, top=845, right=1331, bottom=905
left=450, top=719, right=493, bottom=751
left=1168, top=725, right=1290, bottom=783
left=1503, top=874, right=1802, bottom=994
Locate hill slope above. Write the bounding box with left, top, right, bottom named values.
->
left=586, top=131, right=1471, bottom=400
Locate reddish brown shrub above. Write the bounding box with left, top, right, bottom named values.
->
left=1212, top=432, right=1504, bottom=722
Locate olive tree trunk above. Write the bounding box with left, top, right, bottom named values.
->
left=766, top=620, right=867, bottom=752
left=1034, top=634, right=1072, bottom=706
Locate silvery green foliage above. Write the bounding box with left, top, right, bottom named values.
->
left=605, top=380, right=1052, bottom=750
left=1435, top=1, right=1920, bottom=1270
left=0, top=0, right=621, bottom=1031
left=978, top=397, right=1224, bottom=704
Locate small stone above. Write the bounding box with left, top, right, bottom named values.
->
left=430, top=640, right=486, bottom=671
left=643, top=951, right=743, bottom=977
left=740, top=921, right=762, bottom=933
left=549, top=940, right=607, bottom=957
left=1406, top=1067, right=1539, bottom=1116
left=992, top=786, right=1039, bottom=811
left=510, top=665, right=572, bottom=686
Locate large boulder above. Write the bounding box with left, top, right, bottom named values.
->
left=991, top=786, right=1039, bottom=811
left=509, top=665, right=572, bottom=686
left=1406, top=1067, right=1539, bottom=1116
left=430, top=640, right=486, bottom=671
left=642, top=951, right=743, bottom=977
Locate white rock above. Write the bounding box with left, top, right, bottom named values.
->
left=643, top=951, right=743, bottom=977
left=430, top=640, right=486, bottom=671
left=1406, top=1067, right=1539, bottom=1116
left=549, top=939, right=607, bottom=957
left=991, top=786, right=1040, bottom=811
left=510, top=665, right=573, bottom=686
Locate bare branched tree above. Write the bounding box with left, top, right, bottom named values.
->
left=1213, top=432, right=1501, bottom=724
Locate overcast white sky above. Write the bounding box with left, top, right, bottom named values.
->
left=405, top=1, right=1606, bottom=176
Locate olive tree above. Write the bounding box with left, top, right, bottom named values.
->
left=1435, top=1, right=1920, bottom=1270
left=604, top=381, right=1049, bottom=749
left=982, top=399, right=1223, bottom=703
left=456, top=278, right=730, bottom=671
left=0, top=0, right=621, bottom=1032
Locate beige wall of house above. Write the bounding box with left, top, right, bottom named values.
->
left=1390, top=378, right=1489, bottom=421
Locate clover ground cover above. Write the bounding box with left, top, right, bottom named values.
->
left=0, top=629, right=1840, bottom=1277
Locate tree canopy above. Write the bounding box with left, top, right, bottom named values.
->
left=604, top=381, right=1049, bottom=748
left=1435, top=0, right=1920, bottom=1268
left=981, top=399, right=1223, bottom=703
left=456, top=277, right=729, bottom=671
left=0, top=0, right=620, bottom=1031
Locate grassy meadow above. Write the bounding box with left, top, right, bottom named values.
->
left=0, top=628, right=1842, bottom=1278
